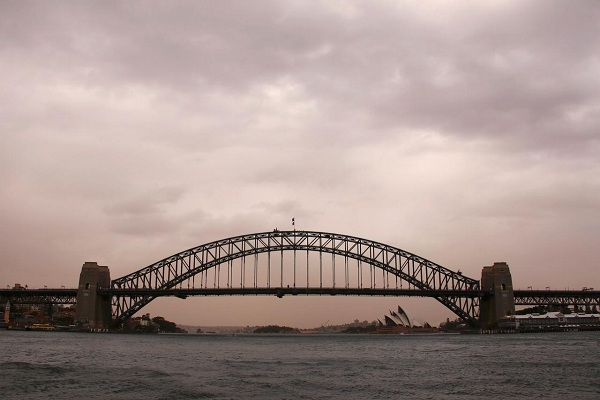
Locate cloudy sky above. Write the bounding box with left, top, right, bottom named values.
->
left=1, top=1, right=599, bottom=328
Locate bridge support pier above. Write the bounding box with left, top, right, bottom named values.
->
left=75, top=262, right=112, bottom=330
left=479, top=262, right=515, bottom=329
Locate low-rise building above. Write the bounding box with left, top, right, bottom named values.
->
left=500, top=311, right=600, bottom=332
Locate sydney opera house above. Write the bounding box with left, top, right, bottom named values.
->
left=376, top=306, right=439, bottom=334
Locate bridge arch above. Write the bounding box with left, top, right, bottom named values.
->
left=110, top=230, right=480, bottom=327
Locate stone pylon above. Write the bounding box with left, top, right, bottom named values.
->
left=479, top=262, right=516, bottom=329
left=75, top=262, right=112, bottom=330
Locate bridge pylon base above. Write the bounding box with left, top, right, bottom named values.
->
left=75, top=262, right=112, bottom=330
left=479, top=262, right=515, bottom=329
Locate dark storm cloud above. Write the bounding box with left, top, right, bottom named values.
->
left=5, top=1, right=598, bottom=153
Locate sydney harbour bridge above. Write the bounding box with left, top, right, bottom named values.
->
left=1, top=230, right=599, bottom=330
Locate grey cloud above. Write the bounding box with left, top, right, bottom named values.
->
left=106, top=187, right=186, bottom=217
left=6, top=1, right=598, bottom=154
left=104, top=187, right=187, bottom=236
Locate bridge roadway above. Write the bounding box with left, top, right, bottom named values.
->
left=0, top=288, right=77, bottom=304
left=3, top=287, right=600, bottom=306
left=102, top=287, right=484, bottom=298
left=514, top=289, right=600, bottom=306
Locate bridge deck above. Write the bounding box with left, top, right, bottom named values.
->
left=514, top=289, right=600, bottom=305
left=0, top=288, right=78, bottom=304
left=101, top=287, right=484, bottom=298
left=3, top=288, right=599, bottom=302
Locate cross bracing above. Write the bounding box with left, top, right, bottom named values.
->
left=0, top=288, right=77, bottom=305
left=514, top=290, right=600, bottom=307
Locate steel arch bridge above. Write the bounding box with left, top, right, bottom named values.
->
left=110, top=230, right=480, bottom=327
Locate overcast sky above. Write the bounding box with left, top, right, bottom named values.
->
left=1, top=1, right=599, bottom=328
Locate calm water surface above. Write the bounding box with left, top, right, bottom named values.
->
left=1, top=330, right=599, bottom=399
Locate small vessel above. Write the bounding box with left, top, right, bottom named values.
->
left=27, top=323, right=55, bottom=331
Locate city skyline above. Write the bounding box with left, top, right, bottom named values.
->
left=1, top=1, right=599, bottom=328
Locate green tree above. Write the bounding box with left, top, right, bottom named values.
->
left=152, top=316, right=178, bottom=333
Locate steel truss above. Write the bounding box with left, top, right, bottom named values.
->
left=111, top=230, right=480, bottom=326
left=0, top=289, right=77, bottom=305
left=514, top=290, right=600, bottom=307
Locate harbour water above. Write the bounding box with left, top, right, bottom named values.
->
left=1, top=330, right=599, bottom=399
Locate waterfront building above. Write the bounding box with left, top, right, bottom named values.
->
left=500, top=311, right=600, bottom=332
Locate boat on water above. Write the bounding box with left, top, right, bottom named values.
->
left=26, top=323, right=55, bottom=331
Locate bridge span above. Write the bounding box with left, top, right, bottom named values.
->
left=1, top=230, right=598, bottom=330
